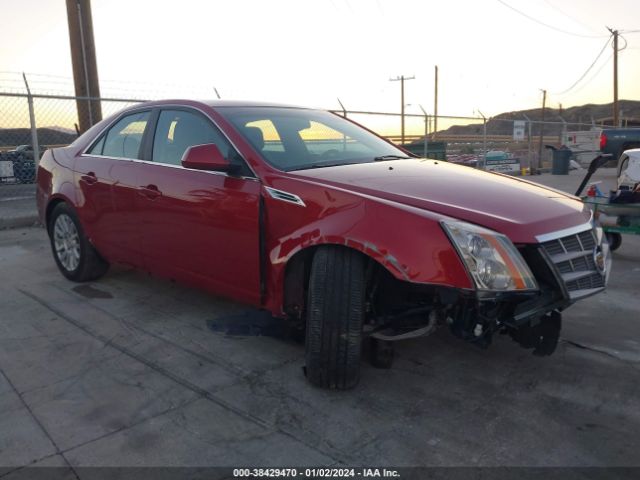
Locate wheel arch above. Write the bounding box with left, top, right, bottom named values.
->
left=45, top=194, right=74, bottom=233
left=280, top=242, right=397, bottom=320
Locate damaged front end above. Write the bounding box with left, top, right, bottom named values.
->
left=364, top=221, right=610, bottom=359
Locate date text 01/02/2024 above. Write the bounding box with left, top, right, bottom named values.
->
left=232, top=468, right=401, bottom=478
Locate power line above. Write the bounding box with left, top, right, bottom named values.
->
left=542, top=0, right=601, bottom=36
left=555, top=54, right=612, bottom=100
left=551, top=35, right=612, bottom=95
left=496, top=0, right=609, bottom=38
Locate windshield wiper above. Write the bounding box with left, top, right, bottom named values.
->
left=373, top=155, right=411, bottom=161
left=288, top=161, right=361, bottom=171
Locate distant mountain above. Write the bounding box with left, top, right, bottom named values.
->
left=440, top=100, right=640, bottom=137
left=0, top=128, right=77, bottom=148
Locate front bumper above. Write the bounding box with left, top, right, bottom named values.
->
left=447, top=222, right=609, bottom=348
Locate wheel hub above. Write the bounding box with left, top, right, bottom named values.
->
left=53, top=214, right=81, bottom=272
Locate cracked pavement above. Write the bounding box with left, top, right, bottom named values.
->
left=0, top=170, right=639, bottom=473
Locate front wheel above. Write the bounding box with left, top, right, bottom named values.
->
left=606, top=232, right=622, bottom=251
left=48, top=203, right=109, bottom=282
left=305, top=246, right=366, bottom=390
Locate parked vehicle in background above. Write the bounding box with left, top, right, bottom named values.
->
left=36, top=99, right=611, bottom=389
left=617, top=148, right=640, bottom=189
left=0, top=145, right=37, bottom=183
left=9, top=144, right=37, bottom=160
left=600, top=128, right=640, bottom=162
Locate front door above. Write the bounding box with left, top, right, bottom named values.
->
left=135, top=107, right=262, bottom=306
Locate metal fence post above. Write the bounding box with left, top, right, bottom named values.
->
left=22, top=73, right=40, bottom=167
left=523, top=114, right=532, bottom=170
left=477, top=110, right=487, bottom=169
left=558, top=115, right=567, bottom=145
left=419, top=104, right=429, bottom=158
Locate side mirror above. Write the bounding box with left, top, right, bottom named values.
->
left=181, top=143, right=231, bottom=171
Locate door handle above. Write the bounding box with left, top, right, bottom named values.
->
left=80, top=172, right=98, bottom=185
left=138, top=184, right=162, bottom=200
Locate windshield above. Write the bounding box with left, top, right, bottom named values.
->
left=218, top=107, right=411, bottom=171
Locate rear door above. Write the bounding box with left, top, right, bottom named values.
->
left=76, top=110, right=151, bottom=264
left=135, top=107, right=262, bottom=305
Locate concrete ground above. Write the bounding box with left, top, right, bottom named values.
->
left=0, top=184, right=38, bottom=229
left=0, top=169, right=639, bottom=474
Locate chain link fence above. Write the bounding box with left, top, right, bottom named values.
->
left=335, top=109, right=603, bottom=172
left=0, top=76, right=614, bottom=193
left=0, top=92, right=141, bottom=190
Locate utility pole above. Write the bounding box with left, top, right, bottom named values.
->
left=66, top=0, right=102, bottom=133
left=607, top=28, right=620, bottom=127
left=536, top=89, right=547, bottom=173
left=389, top=75, right=415, bottom=145
left=433, top=65, right=439, bottom=139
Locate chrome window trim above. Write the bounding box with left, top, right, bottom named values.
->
left=535, top=218, right=593, bottom=243
left=77, top=153, right=259, bottom=182
left=80, top=103, right=259, bottom=179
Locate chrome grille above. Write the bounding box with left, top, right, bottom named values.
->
left=540, top=228, right=605, bottom=301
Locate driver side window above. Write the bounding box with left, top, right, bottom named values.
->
left=152, top=109, right=233, bottom=166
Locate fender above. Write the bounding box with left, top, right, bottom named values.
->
left=262, top=177, right=473, bottom=314
left=37, top=149, right=78, bottom=227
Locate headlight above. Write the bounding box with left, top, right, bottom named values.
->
left=442, top=220, right=538, bottom=292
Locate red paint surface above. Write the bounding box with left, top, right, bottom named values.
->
left=37, top=100, right=590, bottom=316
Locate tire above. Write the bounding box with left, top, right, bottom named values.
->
left=48, top=203, right=109, bottom=282
left=305, top=246, right=365, bottom=390
left=606, top=232, right=622, bottom=251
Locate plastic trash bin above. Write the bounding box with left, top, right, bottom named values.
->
left=551, top=149, right=571, bottom=175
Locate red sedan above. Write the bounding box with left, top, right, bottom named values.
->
left=37, top=100, right=610, bottom=389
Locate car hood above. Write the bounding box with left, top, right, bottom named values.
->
left=289, top=159, right=591, bottom=243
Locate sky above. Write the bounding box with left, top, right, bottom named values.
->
left=1, top=0, right=640, bottom=126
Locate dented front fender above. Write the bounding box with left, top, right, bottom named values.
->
left=262, top=175, right=473, bottom=314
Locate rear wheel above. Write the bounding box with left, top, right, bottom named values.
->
left=305, top=246, right=365, bottom=390
left=48, top=203, right=109, bottom=282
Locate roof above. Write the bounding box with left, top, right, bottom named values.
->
left=134, top=99, right=306, bottom=108
left=204, top=100, right=308, bottom=109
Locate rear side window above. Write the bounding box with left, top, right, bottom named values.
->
left=152, top=109, right=233, bottom=166
left=93, top=111, right=150, bottom=159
